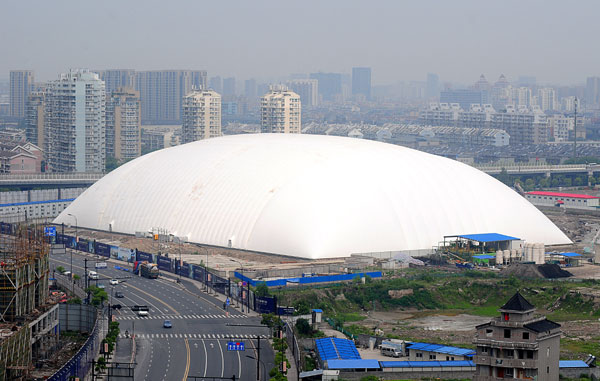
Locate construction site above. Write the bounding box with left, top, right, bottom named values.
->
left=0, top=224, right=58, bottom=381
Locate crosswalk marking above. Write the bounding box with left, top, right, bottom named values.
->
left=117, top=333, right=269, bottom=340
left=115, top=313, right=248, bottom=321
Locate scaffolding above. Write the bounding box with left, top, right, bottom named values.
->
left=0, top=224, right=50, bottom=323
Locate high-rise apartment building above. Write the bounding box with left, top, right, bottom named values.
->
left=181, top=89, right=221, bottom=143
left=10, top=70, right=34, bottom=118
left=352, top=67, right=372, bottom=100
left=223, top=77, right=236, bottom=97
left=309, top=72, right=342, bottom=102
left=45, top=69, right=106, bottom=172
left=98, top=69, right=135, bottom=95
left=474, top=292, right=561, bottom=380
left=261, top=86, right=301, bottom=134
left=244, top=79, right=257, bottom=99
left=135, top=70, right=207, bottom=124
left=25, top=91, right=46, bottom=149
left=426, top=73, right=439, bottom=98
left=537, top=88, right=557, bottom=111
left=585, top=77, right=600, bottom=109
left=209, top=76, right=222, bottom=94
left=440, top=89, right=488, bottom=110
left=287, top=79, right=318, bottom=108
left=105, top=88, right=141, bottom=161
left=491, top=105, right=548, bottom=145
left=511, top=87, right=532, bottom=107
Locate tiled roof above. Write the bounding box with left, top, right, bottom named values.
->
left=524, top=319, right=561, bottom=333
left=500, top=292, right=534, bottom=311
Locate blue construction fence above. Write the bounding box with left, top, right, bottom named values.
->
left=47, top=310, right=104, bottom=381
left=49, top=228, right=276, bottom=313
left=234, top=271, right=383, bottom=287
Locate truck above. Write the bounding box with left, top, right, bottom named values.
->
left=133, top=261, right=159, bottom=279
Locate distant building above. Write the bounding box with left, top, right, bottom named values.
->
left=287, top=79, right=319, bottom=108
left=45, top=69, right=105, bottom=172
left=474, top=292, right=561, bottom=380
left=261, top=86, right=301, bottom=134
left=309, top=72, right=342, bottom=102
left=244, top=78, right=257, bottom=99
left=511, top=87, right=533, bottom=107
left=0, top=142, right=44, bottom=174
left=135, top=70, right=207, bottom=123
left=490, top=105, right=548, bottom=145
left=459, top=104, right=495, bottom=129
left=585, top=77, right=600, bottom=109
left=352, top=67, right=371, bottom=100
left=537, top=88, right=557, bottom=111
left=105, top=87, right=142, bottom=161
left=209, top=76, right=222, bottom=94
left=547, top=115, right=576, bottom=142
left=10, top=70, right=34, bottom=118
left=181, top=89, right=221, bottom=143
left=440, top=89, right=487, bottom=110
left=525, top=191, right=600, bottom=209
left=25, top=91, right=46, bottom=149
left=419, top=103, right=461, bottom=126
left=97, top=69, right=135, bottom=94
left=223, top=77, right=236, bottom=97
left=426, top=73, right=439, bottom=98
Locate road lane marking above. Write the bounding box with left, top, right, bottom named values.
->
left=217, top=339, right=225, bottom=378
left=237, top=349, right=242, bottom=380
left=183, top=338, right=191, bottom=381
left=202, top=339, right=208, bottom=378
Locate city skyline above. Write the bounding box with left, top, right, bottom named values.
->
left=2, top=0, right=600, bottom=85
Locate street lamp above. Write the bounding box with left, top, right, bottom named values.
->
left=246, top=355, right=266, bottom=381
left=67, top=213, right=77, bottom=288
left=201, top=246, right=210, bottom=294
left=232, top=259, right=245, bottom=313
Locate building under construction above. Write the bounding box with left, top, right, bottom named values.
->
left=0, top=223, right=58, bottom=380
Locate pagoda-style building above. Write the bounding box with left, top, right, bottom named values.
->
left=473, top=292, right=561, bottom=380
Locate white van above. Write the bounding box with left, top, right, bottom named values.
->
left=95, top=262, right=107, bottom=269
left=380, top=344, right=403, bottom=358
left=88, top=271, right=99, bottom=280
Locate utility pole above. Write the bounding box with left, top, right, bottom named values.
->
left=574, top=97, right=578, bottom=159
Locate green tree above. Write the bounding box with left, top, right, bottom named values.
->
left=524, top=178, right=535, bottom=191
left=551, top=178, right=560, bottom=187
left=497, top=168, right=511, bottom=186
left=105, top=156, right=119, bottom=172
left=56, top=266, right=65, bottom=273
left=590, top=176, right=597, bottom=186
left=255, top=282, right=270, bottom=297
left=574, top=177, right=584, bottom=186
left=538, top=177, right=550, bottom=188
left=295, top=318, right=312, bottom=336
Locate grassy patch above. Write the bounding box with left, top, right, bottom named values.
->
left=561, top=337, right=600, bottom=358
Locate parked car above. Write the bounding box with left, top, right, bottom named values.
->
left=109, top=279, right=118, bottom=285
left=138, top=310, right=149, bottom=317
left=163, top=320, right=172, bottom=328
left=115, top=291, right=124, bottom=298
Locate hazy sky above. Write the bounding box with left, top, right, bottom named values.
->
left=2, top=0, right=599, bottom=85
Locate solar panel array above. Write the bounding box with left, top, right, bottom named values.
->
left=315, top=338, right=361, bottom=361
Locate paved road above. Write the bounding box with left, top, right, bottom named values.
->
left=50, top=249, right=274, bottom=381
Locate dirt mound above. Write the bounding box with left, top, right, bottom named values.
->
left=501, top=263, right=572, bottom=279
left=537, top=264, right=572, bottom=278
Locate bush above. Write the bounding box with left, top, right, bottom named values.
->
left=295, top=318, right=311, bottom=336
left=56, top=266, right=65, bottom=273
left=255, top=282, right=270, bottom=297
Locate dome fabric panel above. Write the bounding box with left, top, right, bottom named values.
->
left=54, top=134, right=571, bottom=259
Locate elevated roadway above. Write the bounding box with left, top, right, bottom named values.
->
left=4, top=163, right=599, bottom=190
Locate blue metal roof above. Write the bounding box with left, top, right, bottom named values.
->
left=0, top=198, right=75, bottom=208
left=406, top=342, right=475, bottom=356
left=559, top=360, right=589, bottom=368
left=380, top=360, right=475, bottom=368
left=560, top=252, right=582, bottom=257
left=315, top=338, right=361, bottom=361
left=326, top=359, right=380, bottom=369
left=454, top=233, right=520, bottom=242
left=312, top=309, right=323, bottom=313
left=473, top=254, right=495, bottom=259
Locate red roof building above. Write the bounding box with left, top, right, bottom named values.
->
left=525, top=191, right=599, bottom=209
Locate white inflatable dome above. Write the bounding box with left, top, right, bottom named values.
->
left=54, top=134, right=571, bottom=258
